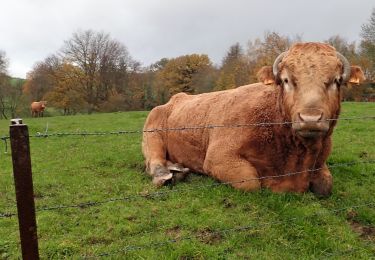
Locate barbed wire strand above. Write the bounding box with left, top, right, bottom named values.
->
left=317, top=239, right=375, bottom=260
left=98, top=201, right=375, bottom=245
left=3, top=202, right=374, bottom=257
left=89, top=218, right=294, bottom=258
left=0, top=115, right=374, bottom=140
left=1, top=160, right=374, bottom=219
left=83, top=202, right=375, bottom=258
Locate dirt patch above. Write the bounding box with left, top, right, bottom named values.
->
left=179, top=255, right=204, bottom=260
left=221, top=198, right=236, bottom=209
left=236, top=253, right=252, bottom=259
left=359, top=151, right=368, bottom=159
left=350, top=221, right=375, bottom=240
left=85, top=235, right=113, bottom=245
left=165, top=226, right=182, bottom=239
left=346, top=209, right=358, bottom=220
left=346, top=210, right=375, bottom=240
left=33, top=190, right=45, bottom=199
left=124, top=215, right=137, bottom=222
left=196, top=228, right=223, bottom=245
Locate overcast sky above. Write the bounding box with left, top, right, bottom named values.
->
left=0, top=0, right=374, bottom=78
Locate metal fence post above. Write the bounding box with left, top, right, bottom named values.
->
left=10, top=118, right=39, bottom=260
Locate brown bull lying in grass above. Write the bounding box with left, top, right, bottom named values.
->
left=142, top=42, right=365, bottom=197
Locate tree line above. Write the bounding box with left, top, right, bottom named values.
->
left=1, top=9, right=375, bottom=118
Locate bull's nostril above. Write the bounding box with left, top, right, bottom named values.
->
left=298, top=112, right=323, bottom=122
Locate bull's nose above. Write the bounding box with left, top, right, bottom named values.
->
left=298, top=112, right=323, bottom=122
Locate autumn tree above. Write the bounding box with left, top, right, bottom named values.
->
left=23, top=55, right=60, bottom=101
left=155, top=54, right=213, bottom=103
left=24, top=56, right=89, bottom=115
left=215, top=43, right=250, bottom=90
left=62, top=30, right=137, bottom=112
left=43, top=62, right=87, bottom=114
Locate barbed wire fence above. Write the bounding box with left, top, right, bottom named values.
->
left=1, top=160, right=375, bottom=219
left=1, top=115, right=375, bottom=141
left=0, top=115, right=375, bottom=258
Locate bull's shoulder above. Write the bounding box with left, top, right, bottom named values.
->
left=168, top=92, right=190, bottom=104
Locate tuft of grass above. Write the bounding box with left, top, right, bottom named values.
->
left=0, top=104, right=374, bottom=259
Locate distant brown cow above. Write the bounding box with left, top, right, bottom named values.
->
left=31, top=101, right=47, bottom=117
left=142, top=42, right=365, bottom=197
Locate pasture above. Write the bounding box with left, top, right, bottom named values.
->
left=0, top=102, right=375, bottom=259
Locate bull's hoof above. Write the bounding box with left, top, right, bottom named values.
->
left=152, top=173, right=173, bottom=187
left=151, top=163, right=190, bottom=187
left=168, top=163, right=190, bottom=183
left=152, top=165, right=173, bottom=187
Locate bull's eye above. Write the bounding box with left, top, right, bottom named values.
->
left=282, top=77, right=293, bottom=92
left=326, top=78, right=341, bottom=92
left=335, top=77, right=343, bottom=86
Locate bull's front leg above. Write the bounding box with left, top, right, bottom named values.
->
left=142, top=133, right=173, bottom=187
left=142, top=132, right=190, bottom=187
left=203, top=145, right=261, bottom=191
left=309, top=164, right=332, bottom=197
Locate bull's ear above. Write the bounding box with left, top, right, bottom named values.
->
left=257, top=66, right=275, bottom=85
left=348, top=66, right=365, bottom=85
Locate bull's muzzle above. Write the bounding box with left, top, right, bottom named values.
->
left=292, top=110, right=329, bottom=138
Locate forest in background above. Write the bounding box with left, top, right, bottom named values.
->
left=0, top=9, right=375, bottom=118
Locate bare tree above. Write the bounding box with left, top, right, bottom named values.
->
left=325, top=35, right=357, bottom=61
left=0, top=51, right=9, bottom=118
left=246, top=32, right=299, bottom=82
left=0, top=51, right=8, bottom=74
left=7, top=79, right=24, bottom=118
left=61, top=30, right=136, bottom=112
left=360, top=8, right=375, bottom=81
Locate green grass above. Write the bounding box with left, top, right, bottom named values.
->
left=0, top=103, right=375, bottom=259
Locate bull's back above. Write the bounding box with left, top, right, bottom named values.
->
left=31, top=102, right=39, bottom=110
left=162, top=83, right=276, bottom=171
left=31, top=102, right=45, bottom=111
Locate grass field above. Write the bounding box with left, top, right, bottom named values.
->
left=0, top=102, right=375, bottom=259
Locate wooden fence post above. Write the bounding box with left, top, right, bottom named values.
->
left=10, top=118, right=39, bottom=260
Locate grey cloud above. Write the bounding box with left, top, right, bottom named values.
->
left=0, top=0, right=373, bottom=78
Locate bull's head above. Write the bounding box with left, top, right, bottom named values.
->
left=41, top=100, right=47, bottom=108
left=264, top=43, right=364, bottom=139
